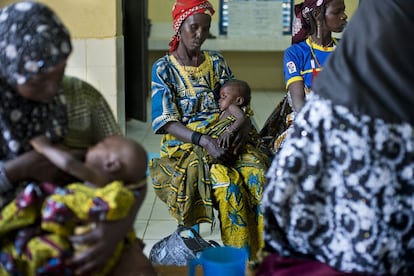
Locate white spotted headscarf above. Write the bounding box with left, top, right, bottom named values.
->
left=0, top=1, right=72, bottom=160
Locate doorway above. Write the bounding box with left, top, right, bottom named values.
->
left=123, top=0, right=150, bottom=121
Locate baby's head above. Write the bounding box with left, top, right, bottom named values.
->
left=219, top=79, right=251, bottom=111
left=85, top=135, right=148, bottom=184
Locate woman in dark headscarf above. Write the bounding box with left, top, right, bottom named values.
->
left=0, top=1, right=72, bottom=204
left=258, top=0, right=414, bottom=275
left=0, top=2, right=156, bottom=275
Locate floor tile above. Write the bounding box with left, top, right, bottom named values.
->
left=134, top=221, right=148, bottom=239
left=141, top=191, right=156, bottom=207
left=150, top=200, right=174, bottom=220
left=136, top=202, right=153, bottom=221
left=144, top=220, right=179, bottom=240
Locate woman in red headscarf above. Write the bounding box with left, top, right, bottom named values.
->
left=150, top=0, right=270, bottom=260
left=260, top=0, right=347, bottom=154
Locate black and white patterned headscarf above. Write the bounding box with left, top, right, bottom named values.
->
left=0, top=1, right=72, bottom=160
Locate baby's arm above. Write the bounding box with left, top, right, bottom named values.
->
left=30, top=136, right=95, bottom=184
left=218, top=104, right=247, bottom=148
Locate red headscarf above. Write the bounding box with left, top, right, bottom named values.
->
left=291, top=0, right=333, bottom=44
left=169, top=0, right=215, bottom=53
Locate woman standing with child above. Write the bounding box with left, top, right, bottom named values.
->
left=150, top=0, right=269, bottom=259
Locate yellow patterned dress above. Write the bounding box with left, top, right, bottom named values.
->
left=150, top=50, right=270, bottom=259
left=0, top=181, right=137, bottom=276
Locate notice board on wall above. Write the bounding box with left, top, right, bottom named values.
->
left=226, top=0, right=291, bottom=38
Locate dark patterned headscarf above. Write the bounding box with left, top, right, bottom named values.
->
left=0, top=1, right=72, bottom=160
left=313, top=0, right=414, bottom=124
left=291, top=0, right=333, bottom=44
left=169, top=0, right=215, bottom=53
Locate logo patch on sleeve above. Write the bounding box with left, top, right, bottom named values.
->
left=286, top=61, right=297, bottom=74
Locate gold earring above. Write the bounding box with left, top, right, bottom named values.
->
left=317, top=22, right=321, bottom=39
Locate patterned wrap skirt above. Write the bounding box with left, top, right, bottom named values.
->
left=149, top=113, right=270, bottom=259
left=0, top=181, right=136, bottom=276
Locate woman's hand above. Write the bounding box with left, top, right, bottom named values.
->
left=163, top=121, right=236, bottom=164
left=200, top=135, right=235, bottom=164
left=231, top=118, right=251, bottom=155
left=217, top=130, right=233, bottom=149
left=29, top=135, right=51, bottom=153
left=68, top=188, right=145, bottom=275
left=68, top=220, right=125, bottom=275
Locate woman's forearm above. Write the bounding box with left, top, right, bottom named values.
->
left=2, top=150, right=78, bottom=186
left=162, top=121, right=194, bottom=143
left=162, top=121, right=233, bottom=164
left=2, top=151, right=37, bottom=184
left=288, top=81, right=306, bottom=112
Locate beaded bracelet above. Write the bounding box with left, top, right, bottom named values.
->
left=0, top=161, right=13, bottom=193
left=191, top=131, right=203, bottom=146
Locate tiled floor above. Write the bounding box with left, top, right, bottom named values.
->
left=126, top=90, right=285, bottom=257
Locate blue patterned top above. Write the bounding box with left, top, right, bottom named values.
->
left=151, top=50, right=234, bottom=134
left=283, top=37, right=338, bottom=90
